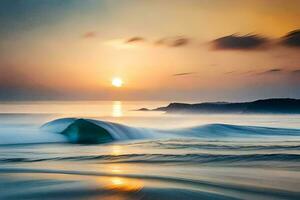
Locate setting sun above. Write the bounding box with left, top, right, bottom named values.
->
left=112, top=78, right=123, bottom=87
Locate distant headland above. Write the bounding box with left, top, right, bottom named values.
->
left=138, top=98, right=300, bottom=114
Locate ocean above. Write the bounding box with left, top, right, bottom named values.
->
left=0, top=101, right=300, bottom=200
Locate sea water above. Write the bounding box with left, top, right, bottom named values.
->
left=0, top=101, right=300, bottom=200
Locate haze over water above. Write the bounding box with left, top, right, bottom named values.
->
left=1, top=101, right=300, bottom=200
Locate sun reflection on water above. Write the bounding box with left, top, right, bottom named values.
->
left=111, top=165, right=122, bottom=173
left=105, top=177, right=143, bottom=192
left=111, top=145, right=122, bottom=156
left=112, top=101, right=123, bottom=117
left=95, top=163, right=144, bottom=193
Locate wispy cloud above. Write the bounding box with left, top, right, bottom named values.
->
left=240, top=70, right=255, bottom=75
left=156, top=36, right=190, bottom=47
left=291, top=69, right=300, bottom=74
left=281, top=30, right=300, bottom=47
left=108, top=29, right=300, bottom=50
left=257, top=68, right=283, bottom=75
left=211, top=34, right=269, bottom=50
left=125, top=37, right=145, bottom=43
left=82, top=31, right=97, bottom=38
left=172, top=72, right=196, bottom=76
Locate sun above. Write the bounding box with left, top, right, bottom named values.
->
left=112, top=78, right=123, bottom=87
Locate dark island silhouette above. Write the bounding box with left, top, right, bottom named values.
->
left=139, top=98, right=300, bottom=114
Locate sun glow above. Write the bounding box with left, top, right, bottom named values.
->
left=112, top=78, right=123, bottom=87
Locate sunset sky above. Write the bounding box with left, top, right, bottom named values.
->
left=0, top=0, right=300, bottom=101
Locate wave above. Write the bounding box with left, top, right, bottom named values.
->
left=137, top=140, right=300, bottom=150
left=41, top=118, right=162, bottom=144
left=1, top=153, right=299, bottom=164
left=41, top=118, right=300, bottom=144
left=180, top=123, right=300, bottom=137
left=1, top=117, right=300, bottom=145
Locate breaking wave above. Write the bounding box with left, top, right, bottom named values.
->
left=1, top=117, right=300, bottom=145
left=41, top=118, right=300, bottom=144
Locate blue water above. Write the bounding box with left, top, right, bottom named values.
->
left=0, top=101, right=300, bottom=199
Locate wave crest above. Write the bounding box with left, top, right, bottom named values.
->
left=41, top=118, right=300, bottom=144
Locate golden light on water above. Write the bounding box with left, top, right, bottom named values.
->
left=105, top=177, right=144, bottom=192
left=112, top=101, right=123, bottom=117
left=111, top=165, right=122, bottom=173
left=111, top=145, right=122, bottom=156
left=111, top=177, right=123, bottom=185
left=97, top=163, right=143, bottom=193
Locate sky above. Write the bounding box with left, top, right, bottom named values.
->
left=0, top=0, right=300, bottom=101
